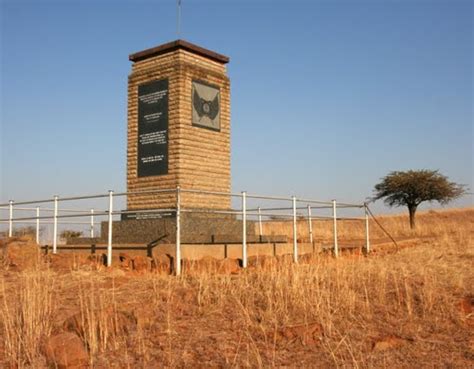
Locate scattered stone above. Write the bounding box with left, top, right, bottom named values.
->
left=458, top=296, right=474, bottom=315
left=181, top=256, right=215, bottom=274
left=0, top=237, right=41, bottom=270
left=277, top=322, right=323, bottom=345
left=119, top=253, right=132, bottom=270
left=87, top=254, right=106, bottom=268
left=153, top=254, right=173, bottom=275
left=197, top=256, right=218, bottom=272
left=372, top=335, right=407, bottom=351
left=261, top=255, right=279, bottom=269
left=247, top=255, right=276, bottom=269
left=218, top=258, right=240, bottom=274
left=45, top=253, right=90, bottom=272
left=132, top=255, right=151, bottom=273
left=63, top=308, right=137, bottom=340
left=118, top=253, right=153, bottom=273
left=43, top=332, right=89, bottom=369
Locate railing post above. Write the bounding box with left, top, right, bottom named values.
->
left=36, top=206, right=40, bottom=244
left=242, top=191, right=247, bottom=268
left=332, top=199, right=338, bottom=257
left=8, top=200, right=13, bottom=238
left=175, top=186, right=181, bottom=276
left=53, top=195, right=59, bottom=254
left=292, top=196, right=298, bottom=263
left=90, top=209, right=95, bottom=238
left=107, top=190, right=114, bottom=267
left=257, top=206, right=263, bottom=238
left=307, top=204, right=313, bottom=247
left=364, top=203, right=370, bottom=254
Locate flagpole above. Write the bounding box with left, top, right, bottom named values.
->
left=177, top=0, right=181, bottom=38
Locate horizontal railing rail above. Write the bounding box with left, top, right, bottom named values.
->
left=1, top=187, right=370, bottom=275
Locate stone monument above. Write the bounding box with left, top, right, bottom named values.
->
left=67, top=40, right=288, bottom=256
left=126, top=40, right=231, bottom=212
left=97, top=39, right=255, bottom=245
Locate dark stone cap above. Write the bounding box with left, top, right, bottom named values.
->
left=129, top=39, right=229, bottom=64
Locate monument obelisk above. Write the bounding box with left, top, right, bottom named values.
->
left=126, top=40, right=231, bottom=211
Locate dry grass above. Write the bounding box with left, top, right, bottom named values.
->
left=1, top=271, right=55, bottom=367
left=0, top=208, right=473, bottom=368
left=261, top=207, right=474, bottom=244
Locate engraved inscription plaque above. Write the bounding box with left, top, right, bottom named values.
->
left=137, top=79, right=169, bottom=177
left=192, top=80, right=220, bottom=131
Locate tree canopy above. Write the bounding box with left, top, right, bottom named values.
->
left=372, top=170, right=466, bottom=228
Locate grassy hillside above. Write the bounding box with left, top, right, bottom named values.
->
left=0, top=208, right=473, bottom=368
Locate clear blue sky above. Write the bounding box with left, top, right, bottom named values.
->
left=1, top=0, right=472, bottom=213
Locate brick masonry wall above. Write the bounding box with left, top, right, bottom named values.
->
left=127, top=49, right=231, bottom=210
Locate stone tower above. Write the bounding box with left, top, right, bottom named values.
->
left=126, top=40, right=231, bottom=211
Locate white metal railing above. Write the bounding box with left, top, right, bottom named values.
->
left=0, top=187, right=370, bottom=275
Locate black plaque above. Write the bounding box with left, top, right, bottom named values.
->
left=137, top=79, right=169, bottom=177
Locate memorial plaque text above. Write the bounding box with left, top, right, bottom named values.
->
left=137, top=79, right=169, bottom=177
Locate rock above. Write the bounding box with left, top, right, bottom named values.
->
left=86, top=254, right=106, bottom=268
left=181, top=256, right=240, bottom=275
left=218, top=258, right=240, bottom=274
left=1, top=237, right=41, bottom=270
left=63, top=309, right=137, bottom=340
left=45, top=253, right=81, bottom=272
left=119, top=253, right=132, bottom=270
left=372, top=335, right=406, bottom=351
left=458, top=296, right=474, bottom=315
left=63, top=313, right=85, bottom=337
left=194, top=256, right=218, bottom=273
left=246, top=255, right=261, bottom=268
left=119, top=253, right=153, bottom=273
left=43, top=332, right=89, bottom=369
left=277, top=322, right=323, bottom=345
left=260, top=255, right=278, bottom=269
left=247, top=255, right=279, bottom=269
left=132, top=255, right=150, bottom=273
left=181, top=257, right=215, bottom=274
left=152, top=254, right=173, bottom=275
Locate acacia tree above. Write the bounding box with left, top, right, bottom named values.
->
left=372, top=170, right=466, bottom=229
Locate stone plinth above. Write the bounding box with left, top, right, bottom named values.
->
left=99, top=212, right=255, bottom=245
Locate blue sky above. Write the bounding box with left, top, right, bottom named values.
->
left=1, top=0, right=472, bottom=213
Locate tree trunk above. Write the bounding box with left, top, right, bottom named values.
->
left=408, top=205, right=417, bottom=229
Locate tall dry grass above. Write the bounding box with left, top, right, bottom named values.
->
left=189, top=231, right=473, bottom=367
left=260, top=207, right=474, bottom=244
left=0, top=271, right=55, bottom=367
left=0, top=208, right=472, bottom=367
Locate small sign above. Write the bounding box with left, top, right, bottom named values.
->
left=137, top=79, right=169, bottom=177
left=121, top=211, right=176, bottom=221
